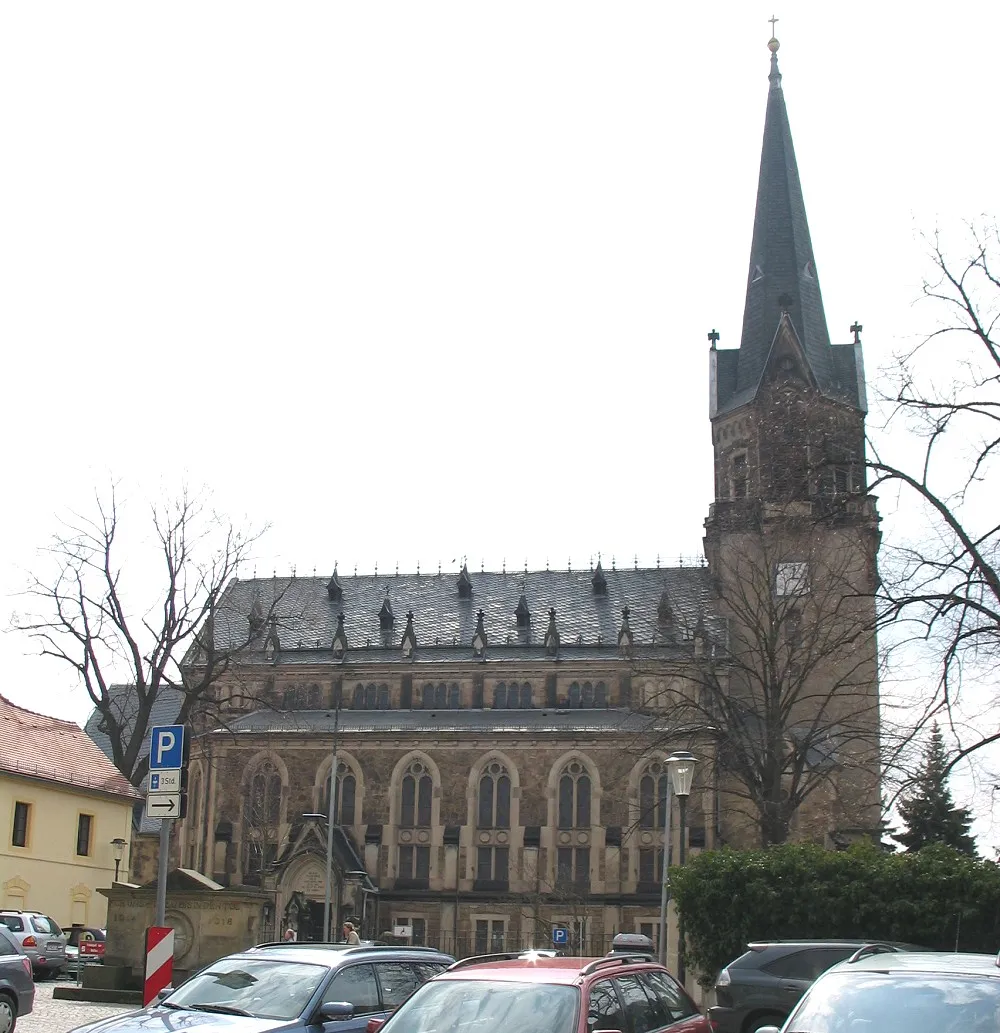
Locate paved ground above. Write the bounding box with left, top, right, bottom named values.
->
left=19, top=982, right=133, bottom=1033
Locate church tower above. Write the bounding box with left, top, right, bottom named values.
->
left=703, top=34, right=882, bottom=846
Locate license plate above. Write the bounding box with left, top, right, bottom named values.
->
left=46, top=943, right=62, bottom=952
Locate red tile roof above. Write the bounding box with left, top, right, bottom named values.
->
left=0, top=694, right=140, bottom=800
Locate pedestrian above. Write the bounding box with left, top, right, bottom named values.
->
left=283, top=927, right=297, bottom=942
left=343, top=921, right=361, bottom=944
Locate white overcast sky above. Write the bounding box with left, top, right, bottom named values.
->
left=2, top=3, right=998, bottom=843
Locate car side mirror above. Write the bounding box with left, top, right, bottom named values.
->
left=155, top=988, right=173, bottom=1003
left=366, top=1020, right=386, bottom=1033
left=318, top=1001, right=355, bottom=1021
left=754, top=1027, right=781, bottom=1033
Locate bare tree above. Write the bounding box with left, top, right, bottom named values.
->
left=869, top=219, right=1000, bottom=774
left=16, top=484, right=270, bottom=786
left=641, top=520, right=886, bottom=847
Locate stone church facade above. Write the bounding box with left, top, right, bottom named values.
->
left=171, top=40, right=882, bottom=963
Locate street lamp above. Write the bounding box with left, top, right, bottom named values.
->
left=303, top=698, right=342, bottom=941
left=345, top=870, right=376, bottom=939
left=656, top=751, right=697, bottom=971
left=110, top=838, right=127, bottom=882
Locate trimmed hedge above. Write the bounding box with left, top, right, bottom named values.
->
left=670, top=841, right=1000, bottom=985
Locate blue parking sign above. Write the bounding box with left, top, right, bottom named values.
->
left=150, top=725, right=184, bottom=770
left=552, top=926, right=569, bottom=946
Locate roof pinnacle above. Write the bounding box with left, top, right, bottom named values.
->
left=768, top=17, right=781, bottom=90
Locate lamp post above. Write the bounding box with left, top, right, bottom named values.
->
left=345, top=870, right=376, bottom=939
left=656, top=751, right=697, bottom=970
left=110, top=837, right=127, bottom=883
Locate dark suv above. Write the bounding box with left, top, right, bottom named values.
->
left=709, top=939, right=918, bottom=1033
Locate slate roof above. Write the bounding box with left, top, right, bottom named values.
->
left=0, top=694, right=140, bottom=800
left=211, top=708, right=672, bottom=738
left=83, top=683, right=184, bottom=833
left=204, top=564, right=726, bottom=664
left=716, top=45, right=864, bottom=416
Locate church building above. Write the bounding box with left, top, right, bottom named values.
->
left=172, top=37, right=882, bottom=963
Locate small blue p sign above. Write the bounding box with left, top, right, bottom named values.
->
left=552, top=926, right=569, bottom=946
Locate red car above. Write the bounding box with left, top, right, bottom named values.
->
left=365, top=950, right=711, bottom=1033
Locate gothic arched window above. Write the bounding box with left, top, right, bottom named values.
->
left=377, top=684, right=390, bottom=710
left=582, top=681, right=594, bottom=707
left=448, top=683, right=460, bottom=709
left=520, top=684, right=533, bottom=708
left=568, top=682, right=582, bottom=708
left=401, top=760, right=433, bottom=828
left=493, top=683, right=507, bottom=709
left=321, top=762, right=357, bottom=825
left=558, top=760, right=591, bottom=829
left=365, top=683, right=377, bottom=709
left=639, top=761, right=670, bottom=829
left=353, top=684, right=365, bottom=709
left=243, top=760, right=283, bottom=880
left=422, top=684, right=434, bottom=709
left=595, top=682, right=608, bottom=707
left=477, top=761, right=511, bottom=829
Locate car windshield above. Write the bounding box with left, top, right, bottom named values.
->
left=31, top=917, right=61, bottom=935
left=164, top=958, right=329, bottom=1020
left=788, top=970, right=1000, bottom=1033
left=382, top=978, right=578, bottom=1033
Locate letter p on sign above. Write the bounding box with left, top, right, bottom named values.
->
left=149, top=725, right=184, bottom=770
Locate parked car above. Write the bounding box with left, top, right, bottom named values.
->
left=0, top=912, right=66, bottom=980
left=754, top=948, right=1000, bottom=1033
left=0, top=924, right=34, bottom=1033
left=67, top=943, right=455, bottom=1033
left=63, top=928, right=106, bottom=977
left=366, top=949, right=711, bottom=1033
left=709, top=938, right=923, bottom=1033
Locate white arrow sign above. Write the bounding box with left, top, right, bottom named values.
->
left=145, top=793, right=181, bottom=818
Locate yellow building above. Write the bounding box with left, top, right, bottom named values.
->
left=0, top=694, right=139, bottom=929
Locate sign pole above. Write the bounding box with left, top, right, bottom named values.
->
left=155, top=818, right=171, bottom=927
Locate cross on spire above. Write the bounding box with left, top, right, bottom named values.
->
left=850, top=321, right=863, bottom=344
left=708, top=329, right=720, bottom=349
left=768, top=14, right=779, bottom=36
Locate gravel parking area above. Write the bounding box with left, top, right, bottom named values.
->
left=18, top=981, right=133, bottom=1033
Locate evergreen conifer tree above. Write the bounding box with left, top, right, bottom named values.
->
left=896, top=723, right=977, bottom=855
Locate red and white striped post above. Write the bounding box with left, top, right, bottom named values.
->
left=143, top=926, right=174, bottom=1006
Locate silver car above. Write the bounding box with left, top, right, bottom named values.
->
left=0, top=924, right=34, bottom=1033
left=0, top=912, right=66, bottom=980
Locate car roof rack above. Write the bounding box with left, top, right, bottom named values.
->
left=248, top=942, right=447, bottom=954
left=846, top=943, right=902, bottom=964
left=579, top=954, right=656, bottom=976
left=448, top=952, right=539, bottom=970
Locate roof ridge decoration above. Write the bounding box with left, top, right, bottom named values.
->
left=401, top=610, right=417, bottom=659
left=458, top=563, right=473, bottom=599
left=515, top=592, right=531, bottom=628
left=544, top=608, right=560, bottom=656
left=472, top=609, right=488, bottom=658
left=618, top=606, right=634, bottom=657
left=592, top=559, right=607, bottom=595
left=332, top=613, right=348, bottom=660
left=327, top=566, right=343, bottom=602
left=379, top=589, right=394, bottom=630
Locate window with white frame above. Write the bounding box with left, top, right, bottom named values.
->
left=477, top=761, right=511, bottom=829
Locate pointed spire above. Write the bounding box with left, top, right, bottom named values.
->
left=264, top=616, right=280, bottom=660
left=457, top=563, right=473, bottom=599
left=379, top=589, right=394, bottom=630
left=401, top=610, right=417, bottom=658
left=592, top=559, right=607, bottom=595
left=326, top=565, right=343, bottom=602
left=515, top=592, right=531, bottom=628
left=714, top=33, right=862, bottom=415
left=544, top=608, right=560, bottom=656
left=332, top=613, right=348, bottom=660
left=617, top=606, right=634, bottom=657
left=472, top=609, right=488, bottom=658
left=248, top=596, right=265, bottom=637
